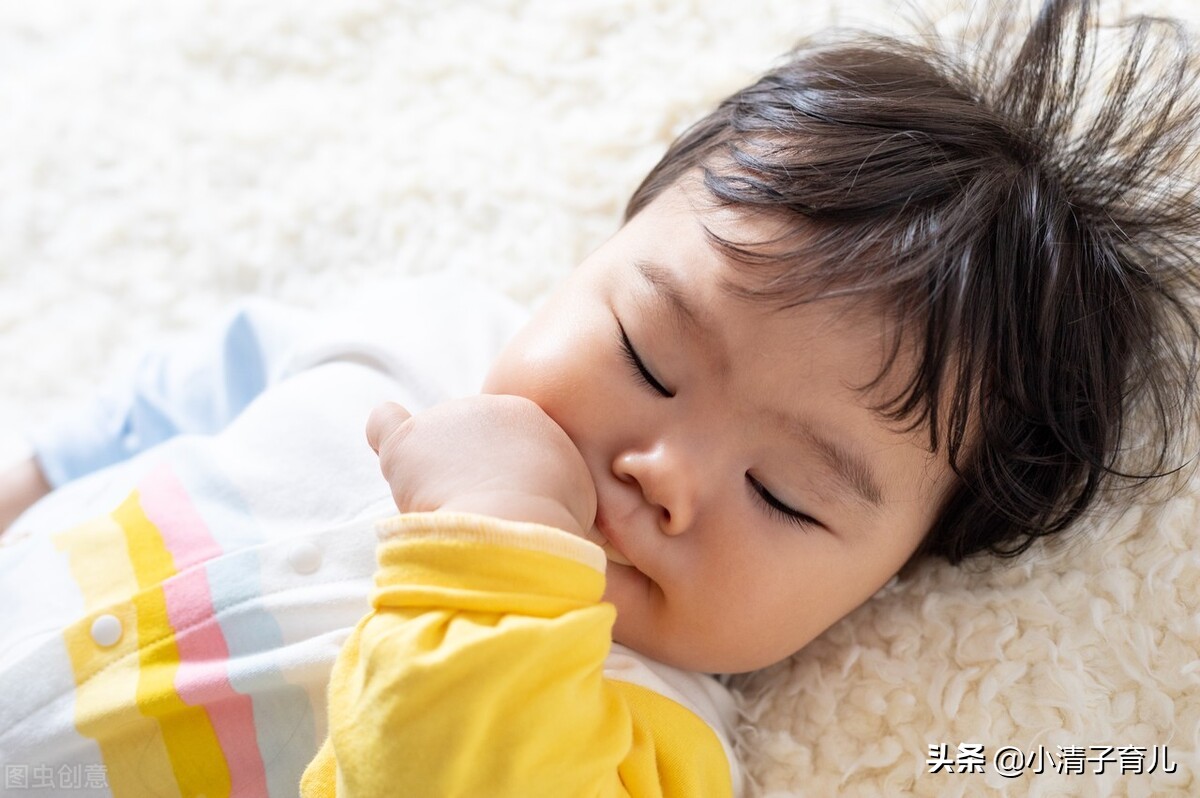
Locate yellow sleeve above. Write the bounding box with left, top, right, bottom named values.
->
left=300, top=512, right=733, bottom=798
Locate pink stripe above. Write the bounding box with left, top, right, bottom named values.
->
left=139, top=468, right=270, bottom=798
left=140, top=467, right=223, bottom=571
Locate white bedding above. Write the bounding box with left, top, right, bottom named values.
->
left=1, top=1, right=1196, bottom=795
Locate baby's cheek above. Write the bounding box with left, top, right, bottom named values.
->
left=507, top=355, right=590, bottom=421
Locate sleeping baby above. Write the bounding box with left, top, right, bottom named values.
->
left=3, top=0, right=1199, bottom=794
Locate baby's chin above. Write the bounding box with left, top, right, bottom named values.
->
left=586, top=524, right=659, bottom=633
left=586, top=523, right=785, bottom=672
left=607, top=589, right=799, bottom=674
left=599, top=564, right=710, bottom=671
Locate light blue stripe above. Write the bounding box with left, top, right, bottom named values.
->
left=172, top=455, right=318, bottom=798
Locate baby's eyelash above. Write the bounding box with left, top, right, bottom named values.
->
left=617, top=322, right=673, bottom=398
left=747, top=474, right=819, bottom=530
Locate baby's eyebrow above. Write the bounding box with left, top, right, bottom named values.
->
left=779, top=412, right=885, bottom=510
left=633, top=259, right=731, bottom=373
left=634, top=259, right=704, bottom=330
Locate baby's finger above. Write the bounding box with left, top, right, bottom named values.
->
left=366, top=402, right=413, bottom=453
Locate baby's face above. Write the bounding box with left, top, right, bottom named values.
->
left=483, top=180, right=956, bottom=673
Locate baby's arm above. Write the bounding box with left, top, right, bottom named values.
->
left=31, top=300, right=310, bottom=487
left=0, top=299, right=312, bottom=533
left=301, top=396, right=732, bottom=796
left=0, top=457, right=52, bottom=531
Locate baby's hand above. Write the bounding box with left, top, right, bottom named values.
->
left=0, top=458, right=51, bottom=535
left=365, top=395, right=596, bottom=538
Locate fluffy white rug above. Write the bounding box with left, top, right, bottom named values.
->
left=1, top=1, right=1196, bottom=795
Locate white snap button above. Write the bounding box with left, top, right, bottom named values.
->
left=91, top=614, right=122, bottom=647
left=288, top=541, right=322, bottom=575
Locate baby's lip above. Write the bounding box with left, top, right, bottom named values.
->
left=591, top=512, right=636, bottom=568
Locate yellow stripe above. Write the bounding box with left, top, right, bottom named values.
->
left=55, top=505, right=182, bottom=798
left=56, top=490, right=232, bottom=798
left=114, top=491, right=232, bottom=798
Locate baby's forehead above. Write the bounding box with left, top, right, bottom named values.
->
left=669, top=185, right=884, bottom=304
left=617, top=177, right=914, bottom=346
left=632, top=254, right=903, bottom=378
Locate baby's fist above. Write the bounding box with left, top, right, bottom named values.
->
left=366, top=395, right=596, bottom=538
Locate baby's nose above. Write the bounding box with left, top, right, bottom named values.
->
left=612, top=446, right=697, bottom=535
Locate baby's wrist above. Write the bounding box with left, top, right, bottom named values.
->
left=437, top=489, right=587, bottom=538
left=0, top=457, right=51, bottom=533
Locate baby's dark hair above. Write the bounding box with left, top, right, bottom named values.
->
left=626, top=0, right=1200, bottom=563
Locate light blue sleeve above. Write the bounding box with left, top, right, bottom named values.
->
left=29, top=298, right=313, bottom=487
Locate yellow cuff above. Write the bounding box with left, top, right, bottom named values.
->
left=376, top=511, right=606, bottom=574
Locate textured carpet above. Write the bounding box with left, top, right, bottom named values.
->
left=1, top=1, right=1196, bottom=795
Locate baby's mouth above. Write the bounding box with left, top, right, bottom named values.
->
left=586, top=519, right=635, bottom=567
left=601, top=541, right=633, bottom=567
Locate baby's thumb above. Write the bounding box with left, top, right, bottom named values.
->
left=366, top=402, right=413, bottom=454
